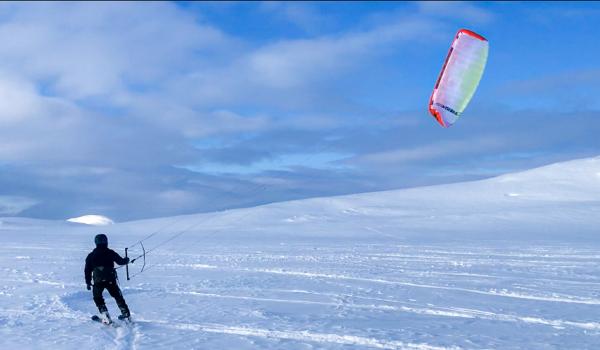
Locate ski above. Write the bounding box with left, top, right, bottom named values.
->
left=91, top=315, right=115, bottom=326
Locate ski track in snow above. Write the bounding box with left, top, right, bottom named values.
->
left=166, top=290, right=600, bottom=331
left=234, top=267, right=600, bottom=306
left=138, top=318, right=460, bottom=350
left=60, top=291, right=142, bottom=350
left=154, top=262, right=600, bottom=306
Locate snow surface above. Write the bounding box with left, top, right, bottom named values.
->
left=67, top=215, right=115, bottom=226
left=1, top=156, right=599, bottom=349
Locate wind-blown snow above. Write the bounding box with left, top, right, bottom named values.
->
left=1, top=157, right=599, bottom=349
left=67, top=215, right=115, bottom=226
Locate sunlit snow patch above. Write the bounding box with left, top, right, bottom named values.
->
left=66, top=215, right=114, bottom=226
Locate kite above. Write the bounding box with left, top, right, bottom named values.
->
left=429, top=29, right=489, bottom=127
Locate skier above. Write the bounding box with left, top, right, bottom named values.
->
left=84, top=233, right=131, bottom=323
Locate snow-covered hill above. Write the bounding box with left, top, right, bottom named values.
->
left=121, top=155, right=600, bottom=242
left=0, top=157, right=599, bottom=349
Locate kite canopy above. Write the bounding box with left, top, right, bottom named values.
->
left=429, top=29, right=488, bottom=127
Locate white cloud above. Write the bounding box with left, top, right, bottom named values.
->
left=349, top=137, right=505, bottom=166
left=499, top=69, right=600, bottom=94
left=0, top=2, right=234, bottom=100
left=259, top=2, right=329, bottom=34
left=0, top=2, right=236, bottom=164
left=167, top=15, right=440, bottom=113
left=0, top=195, right=38, bottom=215
left=0, top=73, right=42, bottom=124
left=417, top=2, right=494, bottom=24
left=245, top=18, right=435, bottom=89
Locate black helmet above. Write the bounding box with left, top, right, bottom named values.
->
left=94, top=234, right=108, bottom=246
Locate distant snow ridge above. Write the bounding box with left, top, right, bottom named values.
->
left=66, top=215, right=114, bottom=226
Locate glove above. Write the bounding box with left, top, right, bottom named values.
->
left=124, top=257, right=130, bottom=264
left=86, top=284, right=91, bottom=291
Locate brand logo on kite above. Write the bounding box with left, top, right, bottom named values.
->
left=434, top=102, right=460, bottom=116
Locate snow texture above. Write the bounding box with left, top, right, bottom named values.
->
left=1, top=156, right=599, bottom=349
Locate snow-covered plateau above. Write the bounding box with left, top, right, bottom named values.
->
left=1, top=157, right=599, bottom=349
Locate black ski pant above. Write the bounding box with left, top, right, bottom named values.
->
left=92, top=280, right=130, bottom=316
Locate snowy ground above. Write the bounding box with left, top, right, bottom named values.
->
left=1, top=157, right=599, bottom=349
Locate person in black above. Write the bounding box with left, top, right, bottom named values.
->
left=84, top=234, right=131, bottom=321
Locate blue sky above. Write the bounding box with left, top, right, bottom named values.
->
left=0, top=2, right=598, bottom=221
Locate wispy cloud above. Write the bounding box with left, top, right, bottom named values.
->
left=347, top=137, right=505, bottom=166
left=259, top=2, right=330, bottom=35
left=0, top=195, right=38, bottom=215
left=499, top=69, right=600, bottom=94
left=169, top=15, right=440, bottom=112
left=416, top=1, right=495, bottom=25
left=0, top=2, right=233, bottom=99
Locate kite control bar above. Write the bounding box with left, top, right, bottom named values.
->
left=122, top=242, right=146, bottom=280
left=125, top=247, right=129, bottom=281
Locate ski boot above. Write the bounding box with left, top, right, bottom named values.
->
left=98, top=305, right=113, bottom=325
left=117, top=306, right=131, bottom=322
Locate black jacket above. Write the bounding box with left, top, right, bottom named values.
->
left=84, top=245, right=129, bottom=285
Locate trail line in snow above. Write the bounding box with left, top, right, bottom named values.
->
left=241, top=267, right=600, bottom=305
left=169, top=290, right=600, bottom=331
left=113, top=322, right=140, bottom=350
left=55, top=291, right=141, bottom=350
left=137, top=319, right=463, bottom=350
left=159, top=263, right=600, bottom=306
left=159, top=265, right=600, bottom=305
left=159, top=261, right=600, bottom=287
